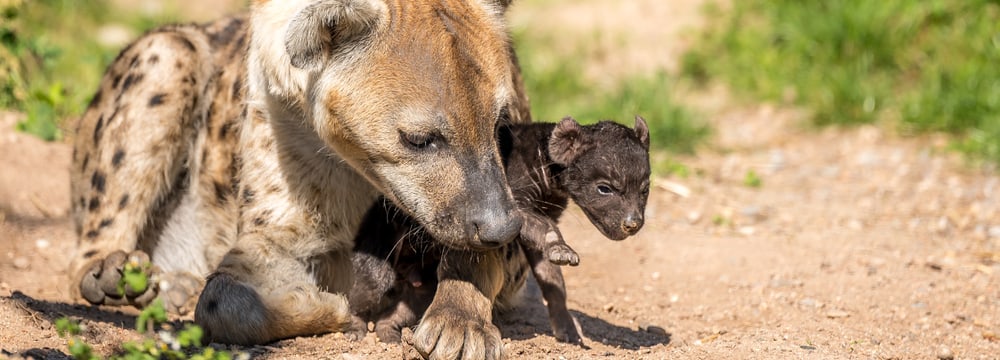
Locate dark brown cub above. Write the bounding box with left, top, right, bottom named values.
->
left=349, top=116, right=652, bottom=345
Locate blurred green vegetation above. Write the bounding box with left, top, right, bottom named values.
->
left=513, top=31, right=709, bottom=154
left=683, top=0, right=1000, bottom=164
left=0, top=0, right=175, bottom=141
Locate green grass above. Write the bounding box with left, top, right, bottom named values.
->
left=1, top=0, right=178, bottom=141
left=683, top=0, right=1000, bottom=164
left=513, top=30, right=710, bottom=154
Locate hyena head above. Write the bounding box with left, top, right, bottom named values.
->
left=251, top=0, right=521, bottom=249
left=549, top=116, right=652, bottom=240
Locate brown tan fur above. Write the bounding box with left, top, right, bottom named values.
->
left=70, top=0, right=533, bottom=357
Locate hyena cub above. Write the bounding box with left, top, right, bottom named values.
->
left=349, top=116, right=651, bottom=344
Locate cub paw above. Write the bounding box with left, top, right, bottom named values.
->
left=412, top=308, right=502, bottom=360
left=546, top=243, right=580, bottom=266
left=375, top=325, right=404, bottom=343
left=550, top=310, right=584, bottom=346
left=77, top=250, right=160, bottom=308
left=346, top=316, right=369, bottom=341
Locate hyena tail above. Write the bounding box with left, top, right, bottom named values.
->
left=194, top=273, right=353, bottom=345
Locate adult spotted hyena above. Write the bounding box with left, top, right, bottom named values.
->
left=69, top=0, right=532, bottom=358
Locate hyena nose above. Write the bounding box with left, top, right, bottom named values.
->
left=470, top=208, right=522, bottom=247
left=622, top=214, right=643, bottom=234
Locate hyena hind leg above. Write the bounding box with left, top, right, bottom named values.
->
left=69, top=26, right=217, bottom=311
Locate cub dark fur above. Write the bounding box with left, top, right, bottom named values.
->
left=350, top=116, right=651, bottom=344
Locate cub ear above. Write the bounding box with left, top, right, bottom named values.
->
left=634, top=115, right=650, bottom=149
left=548, top=116, right=591, bottom=166
left=285, top=0, right=382, bottom=70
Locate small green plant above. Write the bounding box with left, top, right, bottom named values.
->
left=119, top=259, right=151, bottom=298
left=136, top=299, right=168, bottom=334
left=711, top=214, right=730, bottom=227
left=55, top=312, right=238, bottom=360
left=55, top=317, right=98, bottom=360
left=743, top=169, right=762, bottom=188
left=55, top=281, right=239, bottom=359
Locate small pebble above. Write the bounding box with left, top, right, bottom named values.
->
left=12, top=257, right=29, bottom=270
left=602, top=303, right=615, bottom=312
left=989, top=226, right=1000, bottom=239
left=639, top=323, right=668, bottom=337
left=825, top=310, right=849, bottom=318
left=35, top=239, right=50, bottom=249
left=937, top=346, right=954, bottom=360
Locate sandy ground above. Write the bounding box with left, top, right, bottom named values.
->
left=3, top=0, right=1000, bottom=359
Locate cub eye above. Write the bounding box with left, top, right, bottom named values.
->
left=596, top=184, right=614, bottom=195
left=400, top=131, right=439, bottom=151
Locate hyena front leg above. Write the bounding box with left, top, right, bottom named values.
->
left=194, top=106, right=377, bottom=344
left=69, top=27, right=216, bottom=312
left=413, top=249, right=506, bottom=360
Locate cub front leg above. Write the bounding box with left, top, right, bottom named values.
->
left=523, top=246, right=583, bottom=345
left=520, top=213, right=579, bottom=266
left=413, top=249, right=505, bottom=360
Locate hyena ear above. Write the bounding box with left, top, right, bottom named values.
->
left=634, top=115, right=650, bottom=149
left=285, top=0, right=382, bottom=70
left=549, top=116, right=591, bottom=166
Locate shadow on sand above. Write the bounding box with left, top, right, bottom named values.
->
left=496, top=278, right=671, bottom=350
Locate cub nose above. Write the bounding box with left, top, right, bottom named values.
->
left=621, top=214, right=644, bottom=234
left=470, top=210, right=522, bottom=247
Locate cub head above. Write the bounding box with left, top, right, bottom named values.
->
left=549, top=116, right=651, bottom=240
left=250, top=0, right=523, bottom=249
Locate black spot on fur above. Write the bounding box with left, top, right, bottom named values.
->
left=85, top=230, right=99, bottom=239
left=214, top=181, right=231, bottom=205
left=78, top=197, right=85, bottom=208
left=118, top=194, right=130, bottom=209
left=88, top=197, right=100, bottom=211
left=241, top=188, right=254, bottom=204
left=218, top=122, right=232, bottom=139
left=253, top=217, right=265, bottom=226
left=148, top=54, right=159, bottom=64
left=91, top=171, right=106, bottom=194
left=88, top=90, right=103, bottom=108
left=209, top=17, right=243, bottom=46
left=176, top=35, right=197, bottom=52
left=231, top=78, right=242, bottom=99
left=111, top=148, right=125, bottom=168
left=122, top=73, right=144, bottom=92
left=93, top=115, right=104, bottom=143
left=81, top=154, right=89, bottom=171
left=175, top=60, right=183, bottom=70
left=148, top=93, right=166, bottom=107
left=129, top=55, right=140, bottom=68
left=112, top=74, right=123, bottom=88
left=83, top=250, right=98, bottom=258
left=98, top=218, right=113, bottom=228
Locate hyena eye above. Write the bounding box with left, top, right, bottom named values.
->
left=400, top=131, right=440, bottom=151
left=596, top=184, right=614, bottom=195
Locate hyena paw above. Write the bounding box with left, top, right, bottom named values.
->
left=77, top=250, right=159, bottom=308
left=546, top=243, right=580, bottom=266
left=157, top=271, right=203, bottom=315
left=550, top=310, right=584, bottom=346
left=412, top=308, right=502, bottom=360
